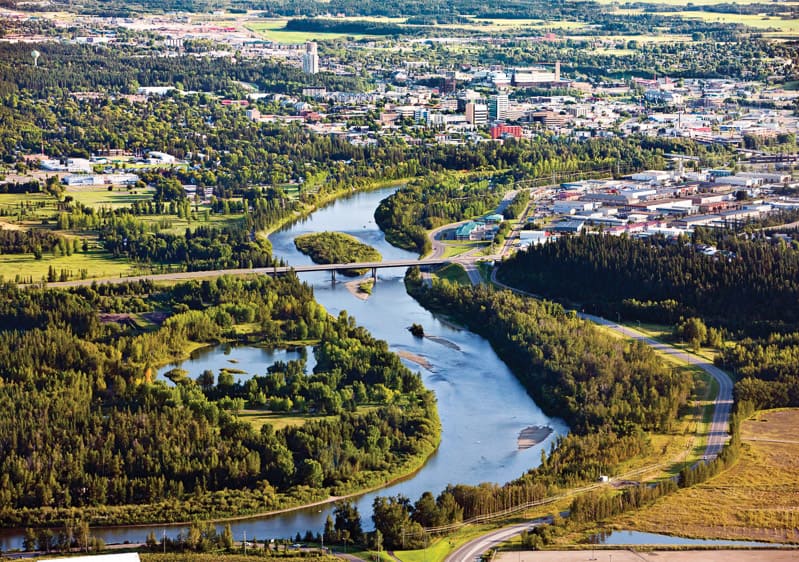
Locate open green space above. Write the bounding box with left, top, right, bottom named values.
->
left=612, top=408, right=799, bottom=543
left=652, top=11, right=799, bottom=33
left=66, top=185, right=155, bottom=208
left=136, top=212, right=245, bottom=235
left=246, top=20, right=371, bottom=43
left=0, top=248, right=132, bottom=282
left=239, top=406, right=378, bottom=432
left=431, top=263, right=471, bottom=286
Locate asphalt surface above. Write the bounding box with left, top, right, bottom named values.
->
left=446, top=520, right=548, bottom=562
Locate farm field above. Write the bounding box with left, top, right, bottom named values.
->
left=611, top=408, right=799, bottom=544
left=245, top=19, right=371, bottom=43
left=653, top=11, right=799, bottom=34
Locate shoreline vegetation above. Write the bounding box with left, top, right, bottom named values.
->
left=0, top=276, right=441, bottom=530
left=293, top=231, right=382, bottom=276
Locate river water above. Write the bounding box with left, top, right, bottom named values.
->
left=0, top=187, right=567, bottom=551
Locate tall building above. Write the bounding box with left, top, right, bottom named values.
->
left=302, top=42, right=319, bottom=75
left=488, top=94, right=509, bottom=121
left=465, top=102, right=488, bottom=127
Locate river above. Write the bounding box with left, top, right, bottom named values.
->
left=0, top=186, right=567, bottom=551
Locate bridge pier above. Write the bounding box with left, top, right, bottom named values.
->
left=331, top=270, right=336, bottom=285
left=371, top=267, right=377, bottom=281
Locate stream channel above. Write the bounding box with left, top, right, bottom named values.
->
left=0, top=186, right=568, bottom=551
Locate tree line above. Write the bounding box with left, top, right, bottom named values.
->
left=0, top=275, right=439, bottom=527
left=497, top=231, right=799, bottom=336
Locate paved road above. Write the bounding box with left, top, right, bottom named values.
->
left=489, top=273, right=734, bottom=461
left=580, top=314, right=733, bottom=460
left=449, top=273, right=737, bottom=562
left=446, top=520, right=548, bottom=562
left=42, top=258, right=458, bottom=288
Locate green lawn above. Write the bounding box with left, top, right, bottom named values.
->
left=0, top=248, right=132, bottom=282
left=439, top=240, right=487, bottom=259
left=432, top=263, right=471, bottom=286
left=67, top=185, right=155, bottom=208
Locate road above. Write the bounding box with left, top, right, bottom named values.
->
left=580, top=314, right=733, bottom=460
left=446, top=520, right=547, bottom=562
left=448, top=273, right=737, bottom=562
left=489, top=272, right=733, bottom=461
left=42, top=258, right=457, bottom=289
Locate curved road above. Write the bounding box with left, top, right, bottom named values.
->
left=580, top=313, right=733, bottom=460
left=446, top=272, right=735, bottom=562
left=446, top=520, right=548, bottom=562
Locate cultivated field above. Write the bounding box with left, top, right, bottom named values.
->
left=611, top=408, right=799, bottom=544
left=245, top=19, right=371, bottom=43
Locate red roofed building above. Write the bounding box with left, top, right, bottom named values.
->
left=491, top=124, right=523, bottom=139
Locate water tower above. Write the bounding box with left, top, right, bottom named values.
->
left=31, top=50, right=40, bottom=67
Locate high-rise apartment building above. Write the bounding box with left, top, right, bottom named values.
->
left=488, top=94, right=509, bottom=121
left=302, top=42, right=319, bottom=75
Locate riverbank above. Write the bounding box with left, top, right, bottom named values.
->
left=0, top=400, right=441, bottom=531
left=260, top=177, right=410, bottom=239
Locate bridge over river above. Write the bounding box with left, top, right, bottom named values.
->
left=42, top=256, right=489, bottom=288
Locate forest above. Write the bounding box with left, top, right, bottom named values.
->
left=294, top=232, right=382, bottom=276
left=0, top=275, right=439, bottom=527
left=361, top=272, right=693, bottom=549
left=497, top=231, right=799, bottom=336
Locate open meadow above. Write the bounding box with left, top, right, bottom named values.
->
left=245, top=19, right=371, bottom=43
left=610, top=408, right=799, bottom=544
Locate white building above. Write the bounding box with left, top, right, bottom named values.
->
left=41, top=158, right=93, bottom=173
left=465, top=102, right=488, bottom=126
left=302, top=41, right=319, bottom=75
left=147, top=151, right=176, bottom=164
left=489, top=94, right=509, bottom=121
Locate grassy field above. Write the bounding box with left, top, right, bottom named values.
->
left=239, top=405, right=379, bottom=432
left=245, top=20, right=371, bottom=43
left=439, top=240, right=487, bottom=259
left=136, top=212, right=244, bottom=235
left=67, top=185, right=155, bottom=208
left=652, top=11, right=799, bottom=34
left=622, top=321, right=719, bottom=363
left=611, top=408, right=799, bottom=544
left=431, top=263, right=471, bottom=286
left=0, top=248, right=132, bottom=282
left=392, top=523, right=515, bottom=562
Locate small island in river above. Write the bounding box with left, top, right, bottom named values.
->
left=517, top=425, right=553, bottom=449
left=294, top=231, right=382, bottom=276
